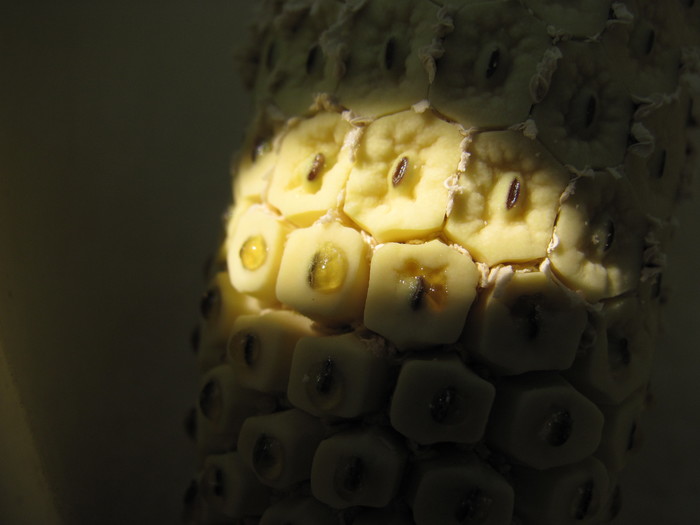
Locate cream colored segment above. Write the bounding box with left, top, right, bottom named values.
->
left=275, top=221, right=369, bottom=324
left=364, top=239, right=479, bottom=349
left=564, top=297, right=654, bottom=405
left=532, top=41, right=634, bottom=170
left=343, top=110, right=462, bottom=242
left=429, top=1, right=551, bottom=128
left=227, top=204, right=292, bottom=302
left=227, top=310, right=315, bottom=394
left=549, top=172, right=646, bottom=302
left=328, top=0, right=436, bottom=117
left=444, top=131, right=569, bottom=266
left=267, top=113, right=353, bottom=227
left=0, top=346, right=62, bottom=525
left=466, top=270, right=587, bottom=375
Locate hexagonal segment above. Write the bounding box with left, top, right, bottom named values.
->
left=310, top=427, right=408, bottom=509
left=364, top=239, right=479, bottom=349
left=595, top=388, right=647, bottom=473
left=227, top=310, right=315, bottom=394
left=532, top=41, right=634, bottom=171
left=444, top=130, right=570, bottom=266
left=602, top=0, right=685, bottom=98
left=196, top=364, right=274, bottom=459
left=267, top=113, right=354, bottom=227
left=430, top=1, right=551, bottom=127
left=275, top=221, right=370, bottom=324
left=196, top=271, right=261, bottom=373
left=408, top=454, right=514, bottom=525
left=227, top=204, right=292, bottom=303
left=237, top=408, right=325, bottom=489
left=259, top=495, right=341, bottom=525
left=326, top=0, right=437, bottom=117
left=287, top=332, right=390, bottom=418
left=625, top=93, right=691, bottom=221
left=564, top=297, right=654, bottom=405
left=549, top=171, right=647, bottom=303
left=199, top=452, right=270, bottom=519
left=511, top=457, right=611, bottom=525
left=250, top=1, right=340, bottom=116
left=464, top=269, right=587, bottom=375
left=389, top=354, right=495, bottom=445
left=343, top=110, right=463, bottom=242
left=486, top=373, right=604, bottom=469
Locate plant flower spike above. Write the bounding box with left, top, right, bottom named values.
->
left=184, top=1, right=700, bottom=524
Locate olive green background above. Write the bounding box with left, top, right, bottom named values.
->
left=0, top=3, right=698, bottom=524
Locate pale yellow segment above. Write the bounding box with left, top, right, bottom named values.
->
left=227, top=204, right=292, bottom=303
left=275, top=221, right=370, bottom=324
left=549, top=172, right=647, bottom=303
left=364, top=239, right=479, bottom=349
left=343, top=110, right=462, bottom=242
left=267, top=113, right=353, bottom=227
left=444, top=130, right=569, bottom=266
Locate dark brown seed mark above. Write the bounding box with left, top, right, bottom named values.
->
left=573, top=481, right=595, bottom=520
left=205, top=465, right=225, bottom=497
left=609, top=336, right=631, bottom=369
left=199, top=379, right=222, bottom=421
left=190, top=325, right=201, bottom=353
left=392, top=156, right=409, bottom=186
left=651, top=273, right=663, bottom=300
left=265, top=41, right=278, bottom=70
left=644, top=29, right=656, bottom=55
left=409, top=275, right=427, bottom=310
left=384, top=37, right=397, bottom=70
left=315, top=357, right=335, bottom=394
left=430, top=386, right=457, bottom=423
left=653, top=149, right=667, bottom=178
left=540, top=407, right=573, bottom=447
left=604, top=220, right=615, bottom=252
left=455, top=488, right=493, bottom=523
left=486, top=48, right=501, bottom=79
left=306, top=44, right=320, bottom=75
left=506, top=178, right=521, bottom=210
left=585, top=95, right=597, bottom=128
left=243, top=333, right=257, bottom=366
left=307, top=152, right=326, bottom=181
left=253, top=434, right=277, bottom=472
left=512, top=294, right=543, bottom=339
left=184, top=407, right=197, bottom=441
left=200, top=287, right=219, bottom=320
left=233, top=331, right=259, bottom=366
left=337, top=456, right=364, bottom=494
left=608, top=484, right=623, bottom=519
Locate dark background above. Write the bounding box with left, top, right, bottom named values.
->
left=0, top=3, right=698, bottom=524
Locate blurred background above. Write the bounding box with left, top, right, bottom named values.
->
left=0, top=3, right=698, bottom=524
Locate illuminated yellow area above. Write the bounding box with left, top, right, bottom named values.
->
left=239, top=235, right=268, bottom=271
left=308, top=242, right=348, bottom=293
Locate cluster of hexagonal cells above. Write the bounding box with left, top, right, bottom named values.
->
left=185, top=0, right=700, bottom=524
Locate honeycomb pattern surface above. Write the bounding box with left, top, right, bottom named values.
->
left=184, top=1, right=700, bottom=523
